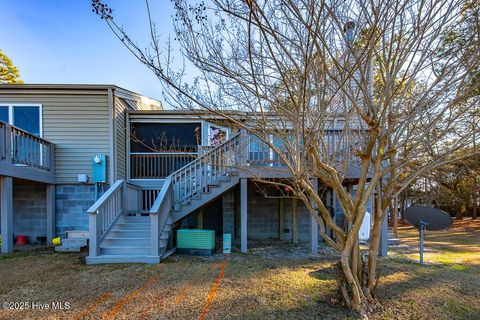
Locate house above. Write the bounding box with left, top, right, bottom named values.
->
left=0, top=84, right=374, bottom=264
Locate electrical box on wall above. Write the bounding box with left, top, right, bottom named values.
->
left=92, top=154, right=107, bottom=183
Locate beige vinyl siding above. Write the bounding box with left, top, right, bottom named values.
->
left=114, top=97, right=128, bottom=180
left=113, top=92, right=162, bottom=180
left=0, top=91, right=110, bottom=184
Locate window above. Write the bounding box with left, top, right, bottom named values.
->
left=130, top=122, right=202, bottom=153
left=0, top=104, right=42, bottom=137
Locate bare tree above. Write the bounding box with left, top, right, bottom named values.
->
left=93, top=0, right=480, bottom=313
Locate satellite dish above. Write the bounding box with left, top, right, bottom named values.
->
left=404, top=205, right=452, bottom=265
left=404, top=206, right=452, bottom=230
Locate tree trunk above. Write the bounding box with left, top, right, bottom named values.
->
left=393, top=195, right=398, bottom=238
left=400, top=190, right=406, bottom=223
left=456, top=202, right=464, bottom=220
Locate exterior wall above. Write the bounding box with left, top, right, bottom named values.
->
left=55, top=184, right=96, bottom=236
left=0, top=88, right=111, bottom=184
left=237, top=182, right=311, bottom=241
left=12, top=183, right=47, bottom=243
left=114, top=97, right=128, bottom=180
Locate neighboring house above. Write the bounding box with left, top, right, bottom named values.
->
left=0, top=84, right=373, bottom=264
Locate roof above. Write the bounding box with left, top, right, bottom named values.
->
left=0, top=83, right=162, bottom=109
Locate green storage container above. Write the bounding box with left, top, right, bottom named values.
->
left=176, top=229, right=215, bottom=256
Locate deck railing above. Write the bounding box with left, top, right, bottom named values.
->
left=130, top=152, right=197, bottom=179
left=246, top=129, right=366, bottom=167
left=0, top=122, right=55, bottom=172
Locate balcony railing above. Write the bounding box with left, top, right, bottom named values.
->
left=130, top=152, right=197, bottom=179
left=0, top=122, right=55, bottom=173
left=129, top=129, right=366, bottom=179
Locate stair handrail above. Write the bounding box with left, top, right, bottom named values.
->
left=168, top=131, right=242, bottom=179
left=147, top=131, right=244, bottom=257
left=87, top=180, right=128, bottom=257
left=173, top=131, right=242, bottom=205
left=149, top=177, right=173, bottom=256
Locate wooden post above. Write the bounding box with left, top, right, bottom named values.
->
left=379, top=216, right=388, bottom=256
left=150, top=213, right=160, bottom=256
left=309, top=179, right=319, bottom=255
left=0, top=176, right=13, bottom=253
left=88, top=213, right=100, bottom=257
left=292, top=198, right=298, bottom=244
left=279, top=198, right=285, bottom=240
left=377, top=183, right=388, bottom=257
left=46, top=184, right=55, bottom=244
left=197, top=208, right=204, bottom=229
left=240, top=178, right=248, bottom=253
left=239, top=129, right=249, bottom=167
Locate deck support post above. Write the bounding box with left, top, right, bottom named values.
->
left=197, top=208, right=203, bottom=229
left=46, top=184, right=56, bottom=244
left=1, top=176, right=13, bottom=253
left=379, top=213, right=388, bottom=256
left=292, top=198, right=298, bottom=244
left=240, top=178, right=248, bottom=253
left=309, top=179, right=319, bottom=255
left=279, top=198, right=285, bottom=240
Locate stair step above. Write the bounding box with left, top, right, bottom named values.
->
left=100, top=245, right=150, bottom=255
left=111, top=223, right=150, bottom=231
left=103, top=237, right=150, bottom=246
left=108, top=230, right=150, bottom=238
left=118, top=217, right=150, bottom=223
left=86, top=255, right=160, bottom=264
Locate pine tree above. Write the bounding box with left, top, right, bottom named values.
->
left=0, top=50, right=23, bottom=84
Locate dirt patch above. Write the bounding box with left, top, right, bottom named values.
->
left=0, top=221, right=479, bottom=319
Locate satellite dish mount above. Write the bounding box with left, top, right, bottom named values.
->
left=404, top=206, right=452, bottom=265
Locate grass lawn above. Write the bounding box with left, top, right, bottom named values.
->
left=0, top=219, right=479, bottom=320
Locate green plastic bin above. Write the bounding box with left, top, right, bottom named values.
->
left=176, top=229, right=215, bottom=256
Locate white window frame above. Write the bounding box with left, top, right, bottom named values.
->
left=0, top=104, right=43, bottom=137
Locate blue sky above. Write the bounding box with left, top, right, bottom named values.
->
left=0, top=0, right=177, bottom=101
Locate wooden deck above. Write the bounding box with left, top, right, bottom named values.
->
left=0, top=122, right=56, bottom=184
left=0, top=122, right=56, bottom=254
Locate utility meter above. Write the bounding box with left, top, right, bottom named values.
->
left=92, top=154, right=107, bottom=183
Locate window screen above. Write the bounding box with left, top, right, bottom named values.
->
left=131, top=122, right=202, bottom=152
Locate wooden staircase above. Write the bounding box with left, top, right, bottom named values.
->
left=86, top=132, right=243, bottom=264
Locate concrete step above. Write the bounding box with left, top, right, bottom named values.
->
left=100, top=245, right=150, bottom=255
left=55, top=245, right=82, bottom=252
left=62, top=238, right=87, bottom=246
left=102, top=237, right=150, bottom=246
left=86, top=255, right=160, bottom=264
